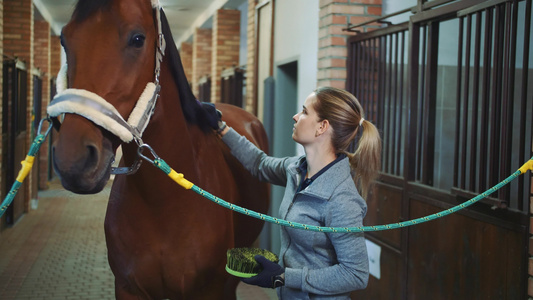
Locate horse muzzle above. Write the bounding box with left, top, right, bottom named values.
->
left=47, top=81, right=160, bottom=176
left=51, top=114, right=115, bottom=194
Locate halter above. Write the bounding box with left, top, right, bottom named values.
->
left=47, top=1, right=166, bottom=175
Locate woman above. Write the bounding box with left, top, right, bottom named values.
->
left=217, top=87, right=381, bottom=299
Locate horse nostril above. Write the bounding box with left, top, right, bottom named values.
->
left=84, top=143, right=100, bottom=171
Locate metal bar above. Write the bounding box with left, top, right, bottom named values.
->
left=356, top=42, right=362, bottom=98
left=479, top=7, right=493, bottom=192
left=500, top=2, right=515, bottom=204
left=359, top=41, right=364, bottom=99
left=423, top=0, right=462, bottom=10
left=392, top=32, right=399, bottom=175
left=489, top=5, right=503, bottom=197
left=372, top=38, right=378, bottom=122
left=397, top=31, right=406, bottom=175
left=346, top=40, right=353, bottom=94
left=363, top=40, right=374, bottom=119
left=363, top=41, right=372, bottom=123
left=376, top=37, right=385, bottom=136
left=386, top=35, right=393, bottom=174
left=519, top=0, right=531, bottom=211
left=416, top=26, right=427, bottom=181
left=406, top=22, right=421, bottom=182
left=454, top=17, right=464, bottom=188
left=421, top=22, right=438, bottom=186
left=412, top=0, right=487, bottom=24
left=356, top=42, right=361, bottom=98
left=360, top=42, right=365, bottom=98
left=458, top=0, right=516, bottom=17
left=469, top=12, right=482, bottom=192
left=417, top=0, right=425, bottom=14
left=372, top=37, right=378, bottom=122
left=350, top=23, right=409, bottom=43
left=358, top=41, right=364, bottom=113
left=346, top=7, right=413, bottom=32
left=378, top=36, right=386, bottom=146
left=461, top=14, right=472, bottom=190
left=507, top=0, right=518, bottom=208
left=368, top=40, right=373, bottom=112
left=355, top=42, right=361, bottom=98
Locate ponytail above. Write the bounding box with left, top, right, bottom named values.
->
left=346, top=119, right=381, bottom=200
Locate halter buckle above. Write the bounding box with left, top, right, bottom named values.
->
left=110, top=156, right=143, bottom=175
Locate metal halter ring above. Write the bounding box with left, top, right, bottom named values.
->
left=138, top=144, right=160, bottom=165
left=38, top=117, right=53, bottom=137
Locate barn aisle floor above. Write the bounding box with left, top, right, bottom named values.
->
left=0, top=179, right=276, bottom=300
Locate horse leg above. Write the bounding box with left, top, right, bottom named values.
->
left=188, top=277, right=236, bottom=300
left=114, top=287, right=137, bottom=300
left=223, top=275, right=239, bottom=300
left=114, top=278, right=150, bottom=300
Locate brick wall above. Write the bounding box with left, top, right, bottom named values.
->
left=50, top=35, right=61, bottom=76
left=318, top=0, right=382, bottom=88
left=4, top=0, right=34, bottom=213
left=180, top=42, right=193, bottom=84
left=211, top=9, right=240, bottom=103
left=192, top=28, right=212, bottom=98
left=244, top=0, right=257, bottom=114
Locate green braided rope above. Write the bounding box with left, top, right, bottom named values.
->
left=153, top=157, right=531, bottom=233
left=0, top=133, right=48, bottom=217
left=154, top=159, right=172, bottom=174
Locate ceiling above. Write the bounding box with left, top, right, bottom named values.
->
left=32, top=0, right=246, bottom=46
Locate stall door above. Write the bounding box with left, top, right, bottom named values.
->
left=2, top=60, right=28, bottom=227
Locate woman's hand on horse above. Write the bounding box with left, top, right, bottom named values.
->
left=200, top=102, right=227, bottom=135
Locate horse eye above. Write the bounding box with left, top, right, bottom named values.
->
left=129, top=34, right=145, bottom=48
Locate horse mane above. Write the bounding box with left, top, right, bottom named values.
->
left=73, top=0, right=112, bottom=23
left=159, top=9, right=215, bottom=132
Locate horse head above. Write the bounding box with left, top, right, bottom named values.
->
left=49, top=0, right=161, bottom=194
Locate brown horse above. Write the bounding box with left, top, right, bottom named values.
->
left=49, top=0, right=269, bottom=298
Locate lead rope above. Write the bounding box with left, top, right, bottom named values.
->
left=138, top=144, right=533, bottom=233
left=1, top=132, right=531, bottom=231
left=0, top=118, right=53, bottom=217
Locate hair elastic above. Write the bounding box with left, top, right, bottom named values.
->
left=359, top=118, right=365, bottom=127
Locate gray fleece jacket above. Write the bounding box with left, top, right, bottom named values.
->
left=222, top=128, right=369, bottom=299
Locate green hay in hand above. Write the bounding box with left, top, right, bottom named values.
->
left=226, top=248, right=279, bottom=278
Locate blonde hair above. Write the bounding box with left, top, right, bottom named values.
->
left=313, top=87, right=382, bottom=199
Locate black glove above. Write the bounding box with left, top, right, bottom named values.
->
left=241, top=255, right=285, bottom=289
left=200, top=102, right=226, bottom=133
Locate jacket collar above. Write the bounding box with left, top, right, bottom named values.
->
left=290, top=156, right=352, bottom=201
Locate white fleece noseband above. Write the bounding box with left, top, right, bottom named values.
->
left=48, top=83, right=159, bottom=143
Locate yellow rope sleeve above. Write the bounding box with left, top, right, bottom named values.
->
left=16, top=155, right=35, bottom=182
left=518, top=159, right=533, bottom=174
left=168, top=169, right=194, bottom=190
